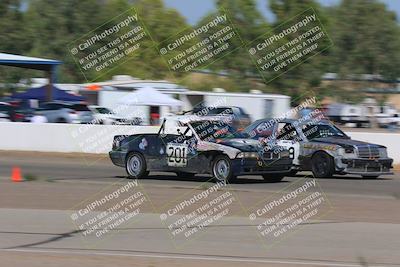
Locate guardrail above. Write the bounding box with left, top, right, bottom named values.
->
left=0, top=122, right=399, bottom=164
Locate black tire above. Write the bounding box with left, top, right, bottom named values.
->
left=56, top=118, right=67, bottom=123
left=288, top=169, right=298, bottom=177
left=211, top=155, right=235, bottom=183
left=311, top=151, right=335, bottom=178
left=262, top=174, right=285, bottom=182
left=125, top=152, right=148, bottom=179
left=362, top=175, right=379, bottom=179
left=175, top=172, right=195, bottom=178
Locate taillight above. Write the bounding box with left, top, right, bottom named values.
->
left=15, top=113, right=24, bottom=120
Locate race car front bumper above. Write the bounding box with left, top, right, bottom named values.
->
left=336, top=157, right=393, bottom=175
left=231, top=157, right=292, bottom=176
left=109, top=150, right=127, bottom=167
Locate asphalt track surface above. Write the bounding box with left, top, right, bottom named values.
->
left=0, top=151, right=400, bottom=267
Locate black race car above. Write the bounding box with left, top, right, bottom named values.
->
left=109, top=116, right=293, bottom=182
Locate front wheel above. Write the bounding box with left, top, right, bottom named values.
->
left=212, top=155, right=235, bottom=183
left=262, top=174, right=285, bottom=182
left=125, top=152, right=148, bottom=179
left=311, top=151, right=335, bottom=178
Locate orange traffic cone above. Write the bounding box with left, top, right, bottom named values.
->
left=11, top=167, right=23, bottom=182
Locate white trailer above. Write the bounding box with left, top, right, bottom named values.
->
left=178, top=90, right=291, bottom=121
left=98, top=87, right=291, bottom=124
left=327, top=103, right=370, bottom=127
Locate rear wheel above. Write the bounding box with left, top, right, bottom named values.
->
left=262, top=174, right=285, bottom=182
left=311, top=151, right=335, bottom=178
left=288, top=169, right=298, bottom=177
left=212, top=155, right=235, bottom=183
left=125, top=152, right=148, bottom=179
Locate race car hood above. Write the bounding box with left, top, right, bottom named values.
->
left=218, top=138, right=262, bottom=152
left=312, top=137, right=385, bottom=148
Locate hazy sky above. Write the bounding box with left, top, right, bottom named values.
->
left=164, top=0, right=400, bottom=25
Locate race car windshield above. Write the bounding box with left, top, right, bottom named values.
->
left=302, top=124, right=348, bottom=140
left=96, top=107, right=114, bottom=114
left=190, top=121, right=242, bottom=141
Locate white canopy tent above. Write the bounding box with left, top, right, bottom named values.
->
left=118, top=87, right=183, bottom=107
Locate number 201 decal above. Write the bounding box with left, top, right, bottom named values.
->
left=167, top=144, right=188, bottom=167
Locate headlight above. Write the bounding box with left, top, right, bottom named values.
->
left=379, top=148, right=388, bottom=158
left=338, top=146, right=355, bottom=155
left=236, top=152, right=259, bottom=158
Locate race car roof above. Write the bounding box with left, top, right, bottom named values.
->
left=252, top=118, right=331, bottom=125
left=165, top=115, right=227, bottom=124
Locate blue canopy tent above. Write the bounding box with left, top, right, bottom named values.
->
left=0, top=53, right=62, bottom=101
left=12, top=85, right=84, bottom=101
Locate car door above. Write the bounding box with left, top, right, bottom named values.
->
left=163, top=127, right=200, bottom=173
left=275, top=122, right=301, bottom=166
left=72, top=104, right=93, bottom=123
left=41, top=103, right=63, bottom=122
left=128, top=134, right=164, bottom=171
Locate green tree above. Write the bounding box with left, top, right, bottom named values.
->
left=267, top=0, right=331, bottom=99
left=329, top=0, right=400, bottom=80
left=24, top=0, right=105, bottom=82
left=0, top=0, right=29, bottom=53
left=107, top=0, right=190, bottom=81
left=192, top=0, right=269, bottom=91
left=0, top=0, right=33, bottom=94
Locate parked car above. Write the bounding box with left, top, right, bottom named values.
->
left=37, top=102, right=94, bottom=123
left=376, top=114, right=400, bottom=129
left=0, top=100, right=36, bottom=122
left=244, top=118, right=393, bottom=179
left=0, top=111, right=10, bottom=121
left=109, top=116, right=292, bottom=182
left=88, top=105, right=142, bottom=125
left=193, top=106, right=251, bottom=130
left=0, top=102, right=13, bottom=121
left=327, top=103, right=370, bottom=127
left=0, top=102, right=11, bottom=122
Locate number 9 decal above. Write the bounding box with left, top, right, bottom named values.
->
left=289, top=147, right=295, bottom=159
